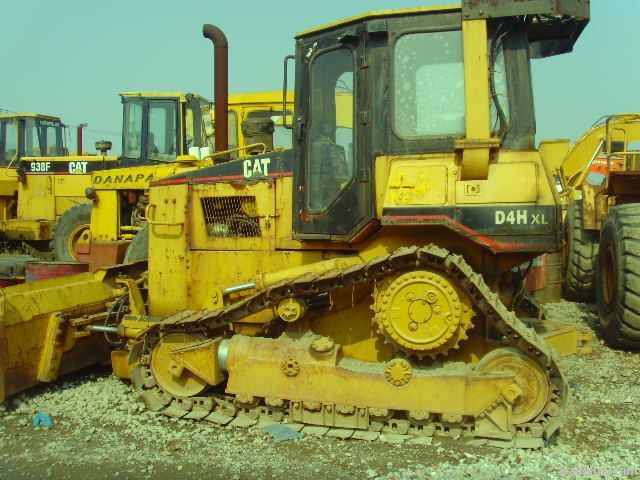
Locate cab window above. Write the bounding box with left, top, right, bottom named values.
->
left=394, top=30, right=510, bottom=139
left=1, top=120, right=18, bottom=163
left=228, top=110, right=239, bottom=158
left=264, top=110, right=293, bottom=149
left=24, top=119, right=42, bottom=156
left=148, top=100, right=177, bottom=162
left=123, top=100, right=143, bottom=159
left=306, top=47, right=355, bottom=213
left=185, top=102, right=202, bottom=150
left=201, top=101, right=215, bottom=148
left=44, top=125, right=60, bottom=156
left=394, top=31, right=465, bottom=137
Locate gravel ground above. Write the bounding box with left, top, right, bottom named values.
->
left=1, top=301, right=639, bottom=479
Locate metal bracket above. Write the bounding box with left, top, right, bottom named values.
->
left=366, top=19, right=387, bottom=35
left=37, top=313, right=66, bottom=382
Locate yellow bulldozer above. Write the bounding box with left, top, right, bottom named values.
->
left=0, top=1, right=590, bottom=448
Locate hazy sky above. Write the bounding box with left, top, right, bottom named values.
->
left=1, top=0, right=638, bottom=154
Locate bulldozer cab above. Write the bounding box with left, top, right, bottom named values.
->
left=292, top=2, right=589, bottom=239
left=0, top=114, right=66, bottom=165
left=120, top=92, right=212, bottom=166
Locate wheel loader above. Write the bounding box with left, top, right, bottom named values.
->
left=73, top=90, right=294, bottom=269
left=543, top=114, right=640, bottom=348
left=0, top=107, right=121, bottom=253
left=0, top=113, right=68, bottom=227
left=1, top=91, right=288, bottom=263
left=538, top=115, right=640, bottom=305
left=50, top=91, right=214, bottom=263
left=0, top=1, right=590, bottom=448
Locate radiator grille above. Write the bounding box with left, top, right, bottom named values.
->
left=200, top=196, right=261, bottom=238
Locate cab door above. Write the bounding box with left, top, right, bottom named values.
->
left=293, top=31, right=373, bottom=240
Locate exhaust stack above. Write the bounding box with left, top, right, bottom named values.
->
left=202, top=24, right=229, bottom=154
left=77, top=123, right=88, bottom=155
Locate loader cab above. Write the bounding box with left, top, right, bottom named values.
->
left=0, top=114, right=66, bottom=165
left=291, top=4, right=588, bottom=241
left=120, top=92, right=212, bottom=166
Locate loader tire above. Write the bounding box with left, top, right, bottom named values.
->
left=123, top=224, right=149, bottom=263
left=50, top=203, right=92, bottom=262
left=597, top=204, right=640, bottom=350
left=562, top=200, right=598, bottom=302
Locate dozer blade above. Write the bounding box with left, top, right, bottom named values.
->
left=0, top=263, right=143, bottom=402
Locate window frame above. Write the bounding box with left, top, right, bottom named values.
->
left=0, top=120, right=19, bottom=164
left=304, top=44, right=357, bottom=215
left=390, top=27, right=467, bottom=141
left=147, top=99, right=179, bottom=163
left=183, top=99, right=203, bottom=153
left=122, top=99, right=144, bottom=161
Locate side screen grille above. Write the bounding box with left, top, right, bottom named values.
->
left=200, top=196, right=261, bottom=238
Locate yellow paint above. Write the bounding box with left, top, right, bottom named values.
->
left=386, top=164, right=448, bottom=206
left=0, top=113, right=62, bottom=121
left=182, top=250, right=323, bottom=314
left=378, top=150, right=551, bottom=212
left=460, top=19, right=492, bottom=180
left=120, top=91, right=208, bottom=103
left=90, top=190, right=120, bottom=241
left=225, top=333, right=520, bottom=435
left=170, top=337, right=226, bottom=386
left=87, top=91, right=293, bottom=249
left=0, top=168, right=18, bottom=197
left=538, top=139, right=570, bottom=173
left=559, top=113, right=640, bottom=190
left=147, top=184, right=190, bottom=316
left=17, top=174, right=55, bottom=220
left=1, top=155, right=116, bottom=240
left=110, top=350, right=133, bottom=379
left=0, top=268, right=124, bottom=401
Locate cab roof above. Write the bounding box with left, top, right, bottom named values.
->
left=228, top=91, right=293, bottom=107
left=296, top=1, right=589, bottom=58
left=119, top=92, right=210, bottom=103
left=296, top=4, right=460, bottom=37
left=0, top=113, right=63, bottom=122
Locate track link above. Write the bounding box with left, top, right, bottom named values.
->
left=131, top=245, right=568, bottom=448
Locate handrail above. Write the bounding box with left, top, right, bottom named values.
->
left=201, top=143, right=267, bottom=162
left=144, top=204, right=184, bottom=227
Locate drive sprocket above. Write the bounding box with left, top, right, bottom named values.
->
left=373, top=269, right=474, bottom=358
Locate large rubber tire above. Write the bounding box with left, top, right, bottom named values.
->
left=123, top=224, right=149, bottom=263
left=596, top=204, right=640, bottom=349
left=562, top=200, right=598, bottom=301
left=50, top=203, right=92, bottom=262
